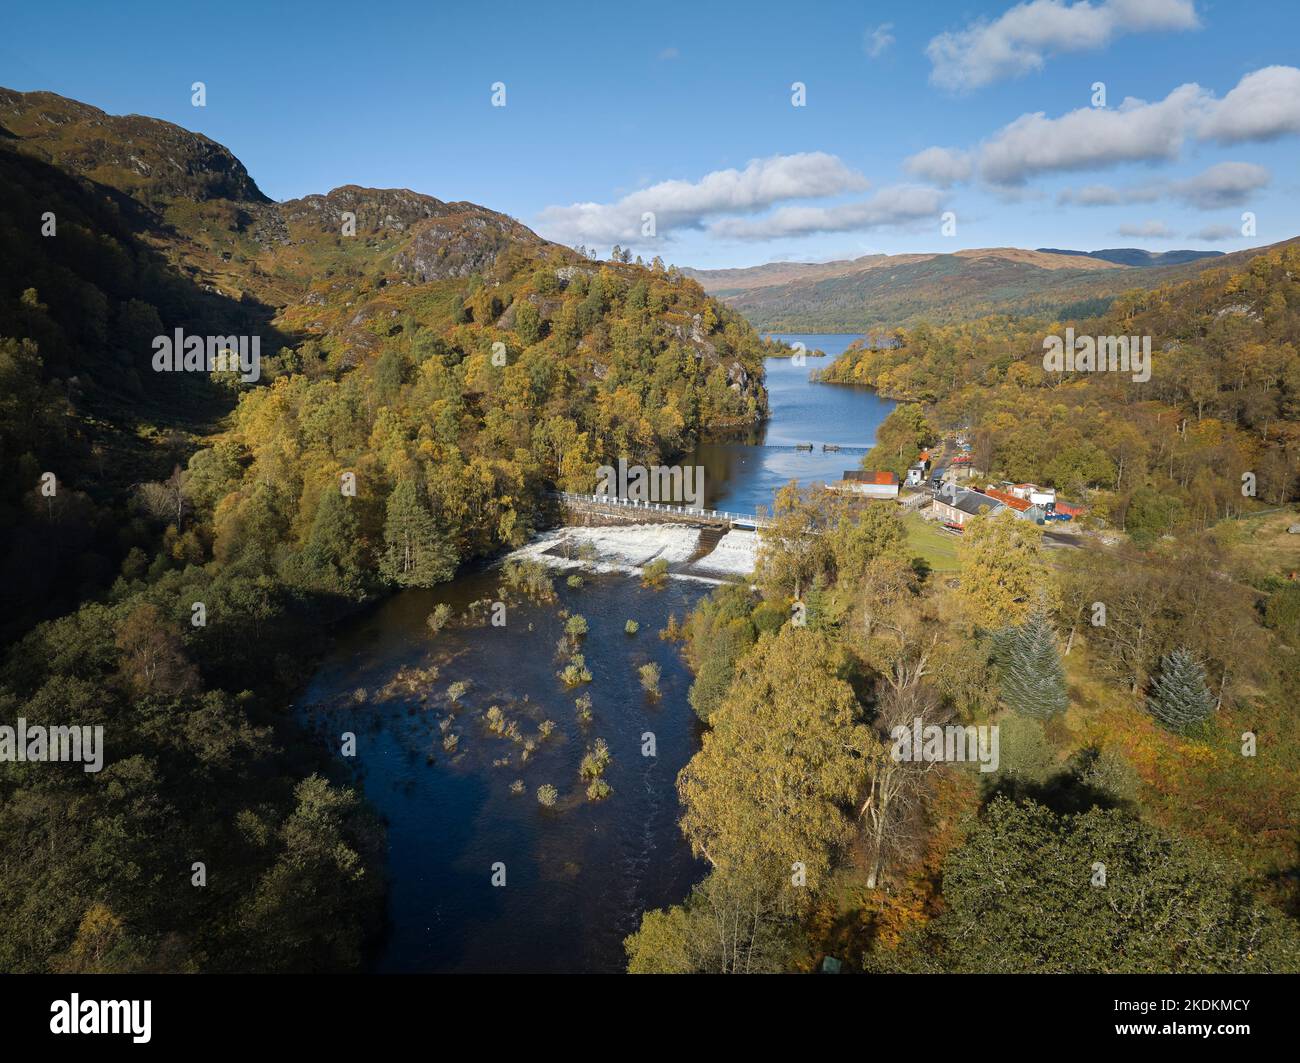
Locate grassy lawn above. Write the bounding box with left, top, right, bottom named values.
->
left=904, top=511, right=961, bottom=572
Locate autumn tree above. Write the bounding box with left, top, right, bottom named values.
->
left=954, top=510, right=1048, bottom=630
left=678, top=626, right=869, bottom=888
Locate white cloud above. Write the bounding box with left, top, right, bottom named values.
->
left=903, top=146, right=973, bottom=186
left=657, top=46, right=680, bottom=61
left=1188, top=223, right=1239, bottom=242
left=864, top=23, right=895, bottom=58
left=966, top=66, right=1300, bottom=184
left=927, top=0, right=1199, bottom=91
left=1198, top=65, right=1300, bottom=142
left=535, top=153, right=869, bottom=245
left=1057, top=162, right=1269, bottom=209
left=1116, top=220, right=1174, bottom=238
left=978, top=83, right=1209, bottom=184
left=707, top=185, right=944, bottom=241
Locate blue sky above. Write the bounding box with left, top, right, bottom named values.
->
left=3, top=0, right=1299, bottom=267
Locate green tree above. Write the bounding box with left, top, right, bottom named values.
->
left=301, top=489, right=368, bottom=598
left=1146, top=647, right=1216, bottom=734
left=890, top=798, right=1300, bottom=973
left=998, top=610, right=1068, bottom=719
left=379, top=479, right=456, bottom=587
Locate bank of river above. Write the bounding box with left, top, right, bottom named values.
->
left=297, top=336, right=893, bottom=971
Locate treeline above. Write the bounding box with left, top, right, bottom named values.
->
left=627, top=486, right=1300, bottom=972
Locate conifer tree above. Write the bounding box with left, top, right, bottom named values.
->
left=1146, top=647, right=1216, bottom=733
left=999, top=610, right=1068, bottom=719
left=380, top=479, right=456, bottom=587
left=301, top=489, right=368, bottom=598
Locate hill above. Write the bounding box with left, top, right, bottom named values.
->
left=0, top=86, right=773, bottom=974
left=1036, top=247, right=1224, bottom=267
left=684, top=243, right=1281, bottom=333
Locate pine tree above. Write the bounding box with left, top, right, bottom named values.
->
left=1146, top=647, right=1216, bottom=734
left=999, top=610, right=1068, bottom=719
left=380, top=479, right=456, bottom=587
left=302, top=489, right=368, bottom=598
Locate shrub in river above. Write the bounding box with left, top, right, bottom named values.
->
left=575, top=692, right=593, bottom=724
left=579, top=738, right=611, bottom=780
left=510, top=779, right=525, bottom=795
left=566, top=574, right=583, bottom=589
left=537, top=784, right=558, bottom=807
left=442, top=733, right=460, bottom=752
left=539, top=719, right=556, bottom=739
left=426, top=603, right=453, bottom=635
left=624, top=619, right=639, bottom=635
left=485, top=705, right=506, bottom=734
left=641, top=558, right=669, bottom=589
left=500, top=558, right=556, bottom=604
left=447, top=679, right=471, bottom=704
left=639, top=662, right=662, bottom=696
left=659, top=613, right=683, bottom=641
left=559, top=654, right=592, bottom=686
left=586, top=778, right=613, bottom=802
left=565, top=614, right=589, bottom=640
left=521, top=737, right=537, bottom=763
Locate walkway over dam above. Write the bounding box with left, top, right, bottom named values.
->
left=554, top=491, right=772, bottom=530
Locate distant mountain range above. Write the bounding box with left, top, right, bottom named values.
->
left=682, top=244, right=1278, bottom=333
left=1035, top=247, right=1224, bottom=268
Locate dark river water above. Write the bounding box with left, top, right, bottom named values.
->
left=298, top=336, right=893, bottom=972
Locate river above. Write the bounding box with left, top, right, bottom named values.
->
left=297, top=335, right=893, bottom=972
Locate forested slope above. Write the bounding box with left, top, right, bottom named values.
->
left=0, top=88, right=771, bottom=972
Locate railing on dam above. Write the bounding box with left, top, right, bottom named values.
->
left=554, top=491, right=772, bottom=529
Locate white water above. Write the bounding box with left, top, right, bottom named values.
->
left=508, top=522, right=756, bottom=582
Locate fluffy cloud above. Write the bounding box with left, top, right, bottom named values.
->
left=904, top=146, right=973, bottom=186
left=708, top=185, right=944, bottom=241
left=1198, top=65, right=1300, bottom=142
left=864, top=23, right=895, bottom=59
left=927, top=0, right=1199, bottom=91
left=916, top=66, right=1300, bottom=186
left=1116, top=220, right=1174, bottom=238
left=535, top=153, right=869, bottom=245
left=1057, top=162, right=1269, bottom=209
left=978, top=83, right=1207, bottom=184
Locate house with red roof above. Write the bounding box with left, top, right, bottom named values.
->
left=839, top=470, right=900, bottom=499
